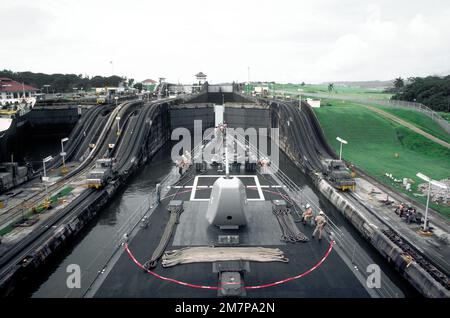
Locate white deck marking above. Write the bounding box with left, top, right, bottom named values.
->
left=189, top=176, right=200, bottom=201
left=253, top=175, right=265, bottom=201
left=190, top=175, right=265, bottom=201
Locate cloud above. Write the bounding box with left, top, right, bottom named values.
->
left=1, top=0, right=450, bottom=83
left=305, top=3, right=450, bottom=81
left=0, top=3, right=54, bottom=40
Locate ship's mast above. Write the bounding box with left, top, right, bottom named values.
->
left=224, top=133, right=229, bottom=178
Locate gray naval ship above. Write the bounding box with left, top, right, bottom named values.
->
left=84, top=120, right=405, bottom=298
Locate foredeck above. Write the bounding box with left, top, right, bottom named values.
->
left=93, top=163, right=370, bottom=297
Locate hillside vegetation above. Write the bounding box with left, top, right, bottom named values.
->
left=0, top=69, right=126, bottom=93
left=393, top=75, right=450, bottom=112
left=314, top=99, right=450, bottom=217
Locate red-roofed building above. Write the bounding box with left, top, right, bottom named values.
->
left=142, top=79, right=157, bottom=84
left=141, top=79, right=157, bottom=92
left=0, top=78, right=38, bottom=103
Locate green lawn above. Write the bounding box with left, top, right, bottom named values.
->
left=270, top=83, right=393, bottom=100
left=314, top=100, right=450, bottom=218
left=369, top=106, right=450, bottom=144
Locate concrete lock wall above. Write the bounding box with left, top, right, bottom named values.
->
left=28, top=105, right=86, bottom=127
left=316, top=178, right=450, bottom=298
left=185, top=93, right=208, bottom=104
left=224, top=105, right=270, bottom=130
left=169, top=104, right=215, bottom=132
left=207, top=85, right=233, bottom=93
left=169, top=103, right=271, bottom=133
left=207, top=92, right=254, bottom=104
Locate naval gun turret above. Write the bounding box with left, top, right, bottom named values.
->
left=206, top=176, right=249, bottom=230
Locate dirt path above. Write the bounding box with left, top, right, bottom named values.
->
left=365, top=105, right=450, bottom=150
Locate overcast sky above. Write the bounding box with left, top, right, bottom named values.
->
left=1, top=0, right=450, bottom=84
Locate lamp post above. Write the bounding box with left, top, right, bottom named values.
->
left=43, top=84, right=50, bottom=95
left=336, top=137, right=348, bottom=160
left=116, top=116, right=121, bottom=136
left=42, top=156, right=53, bottom=197
left=60, top=137, right=69, bottom=172
left=416, top=173, right=447, bottom=233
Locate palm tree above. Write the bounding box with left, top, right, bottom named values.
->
left=394, top=77, right=404, bottom=90
left=328, top=83, right=335, bottom=93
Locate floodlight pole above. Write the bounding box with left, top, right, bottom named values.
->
left=424, top=181, right=431, bottom=232
left=42, top=160, right=47, bottom=187
left=416, top=172, right=447, bottom=233
left=116, top=116, right=121, bottom=135
left=336, top=137, right=347, bottom=160
left=61, top=137, right=69, bottom=168
left=42, top=156, right=52, bottom=197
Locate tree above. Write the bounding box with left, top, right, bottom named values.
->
left=328, top=83, right=335, bottom=93
left=301, top=82, right=305, bottom=86
left=392, top=75, right=450, bottom=111
left=0, top=69, right=126, bottom=93
left=133, top=83, right=143, bottom=91
left=394, top=77, right=404, bottom=91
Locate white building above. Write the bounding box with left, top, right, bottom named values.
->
left=306, top=98, right=321, bottom=108
left=0, top=78, right=37, bottom=106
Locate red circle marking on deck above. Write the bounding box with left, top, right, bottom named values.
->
left=129, top=177, right=333, bottom=290
left=124, top=240, right=335, bottom=291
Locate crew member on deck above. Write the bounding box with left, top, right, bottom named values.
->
left=312, top=211, right=327, bottom=241
left=302, top=204, right=313, bottom=225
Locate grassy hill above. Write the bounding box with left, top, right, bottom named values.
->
left=373, top=106, right=450, bottom=143
left=313, top=99, right=450, bottom=217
